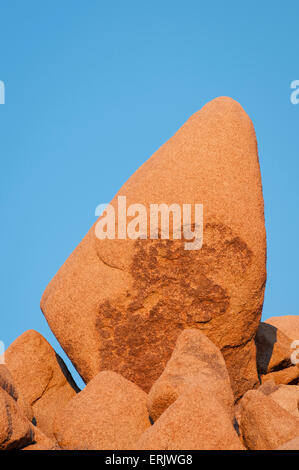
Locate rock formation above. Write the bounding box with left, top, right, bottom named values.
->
left=40, top=97, right=267, bottom=400
left=5, top=330, right=79, bottom=438
left=239, top=390, right=299, bottom=450
left=3, top=98, right=299, bottom=450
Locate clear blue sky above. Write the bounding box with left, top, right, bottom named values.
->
left=0, top=1, right=298, bottom=388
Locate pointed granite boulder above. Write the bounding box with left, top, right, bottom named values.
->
left=41, top=97, right=266, bottom=398
left=147, top=328, right=234, bottom=422
left=53, top=371, right=150, bottom=450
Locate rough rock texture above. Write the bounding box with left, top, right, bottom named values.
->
left=0, top=364, right=33, bottom=421
left=268, top=385, right=299, bottom=417
left=147, top=328, right=234, bottom=421
left=41, top=97, right=266, bottom=399
left=22, top=427, right=60, bottom=450
left=255, top=322, right=293, bottom=376
left=0, top=364, right=18, bottom=400
left=135, top=384, right=243, bottom=450
left=261, top=365, right=299, bottom=386
left=276, top=436, right=299, bottom=450
left=0, top=388, right=34, bottom=450
left=239, top=390, right=299, bottom=450
left=54, top=371, right=151, bottom=450
left=266, top=315, right=299, bottom=342
left=258, top=379, right=279, bottom=396
left=5, top=330, right=79, bottom=437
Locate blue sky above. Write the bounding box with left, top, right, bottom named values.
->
left=0, top=1, right=298, bottom=388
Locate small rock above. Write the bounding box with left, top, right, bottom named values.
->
left=261, top=365, right=299, bottom=386
left=147, top=328, right=234, bottom=421
left=239, top=390, right=299, bottom=450
left=54, top=371, right=151, bottom=450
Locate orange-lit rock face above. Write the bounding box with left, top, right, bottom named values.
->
left=41, top=97, right=266, bottom=399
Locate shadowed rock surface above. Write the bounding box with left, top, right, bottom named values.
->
left=255, top=322, right=293, bottom=376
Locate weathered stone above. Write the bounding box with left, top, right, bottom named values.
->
left=0, top=388, right=34, bottom=450
left=54, top=371, right=150, bottom=450
left=41, top=97, right=266, bottom=399
left=255, top=322, right=293, bottom=375
left=239, top=390, right=299, bottom=450
left=5, top=330, right=79, bottom=438
left=147, top=328, right=234, bottom=421
left=261, top=365, right=299, bottom=386
left=135, top=384, right=243, bottom=450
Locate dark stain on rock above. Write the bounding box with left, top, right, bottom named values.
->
left=96, top=223, right=253, bottom=391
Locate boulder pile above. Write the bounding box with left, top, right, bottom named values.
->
left=1, top=97, right=299, bottom=450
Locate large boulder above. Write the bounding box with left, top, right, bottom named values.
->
left=5, top=330, right=79, bottom=438
left=0, top=388, right=34, bottom=450
left=41, top=97, right=266, bottom=398
left=266, top=315, right=299, bottom=342
left=135, top=384, right=243, bottom=450
left=239, top=390, right=299, bottom=450
left=53, top=371, right=151, bottom=450
left=147, top=328, right=234, bottom=421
